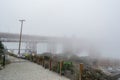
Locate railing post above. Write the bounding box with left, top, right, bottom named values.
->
left=79, top=63, right=84, bottom=80
left=40, top=57, right=42, bottom=65
left=2, top=54, right=5, bottom=68
left=42, top=56, right=45, bottom=67
left=49, top=59, right=52, bottom=70
left=60, top=61, right=63, bottom=75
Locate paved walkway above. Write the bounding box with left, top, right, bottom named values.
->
left=0, top=56, right=69, bottom=80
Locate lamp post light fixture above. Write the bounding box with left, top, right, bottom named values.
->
left=18, top=19, right=25, bottom=56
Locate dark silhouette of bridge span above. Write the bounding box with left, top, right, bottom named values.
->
left=0, top=32, right=66, bottom=42
left=0, top=32, right=94, bottom=56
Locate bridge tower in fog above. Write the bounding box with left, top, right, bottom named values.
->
left=25, top=41, right=37, bottom=54
left=47, top=42, right=57, bottom=53
left=62, top=38, right=80, bottom=54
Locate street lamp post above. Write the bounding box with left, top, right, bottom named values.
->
left=18, top=19, right=25, bottom=56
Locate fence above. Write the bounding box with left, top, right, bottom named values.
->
left=9, top=53, right=111, bottom=80
left=22, top=54, right=84, bottom=80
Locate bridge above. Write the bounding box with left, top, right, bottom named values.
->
left=0, top=32, right=65, bottom=42
left=0, top=32, right=92, bottom=55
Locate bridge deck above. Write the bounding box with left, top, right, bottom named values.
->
left=0, top=56, right=69, bottom=80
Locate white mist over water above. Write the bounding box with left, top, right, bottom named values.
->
left=0, top=0, right=120, bottom=59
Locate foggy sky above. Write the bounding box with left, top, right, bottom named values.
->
left=0, top=0, right=120, bottom=58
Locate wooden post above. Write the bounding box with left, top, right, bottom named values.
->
left=40, top=57, right=42, bottom=65
left=49, top=59, right=52, bottom=70
left=79, top=63, right=84, bottom=80
left=42, top=56, right=44, bottom=67
left=37, top=57, right=39, bottom=64
left=60, top=61, right=63, bottom=75
left=38, top=58, right=40, bottom=64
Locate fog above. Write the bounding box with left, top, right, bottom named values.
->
left=0, top=0, right=120, bottom=59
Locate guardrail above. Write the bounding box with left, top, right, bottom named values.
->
left=9, top=53, right=112, bottom=80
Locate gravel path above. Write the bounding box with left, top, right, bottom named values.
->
left=0, top=56, right=70, bottom=80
